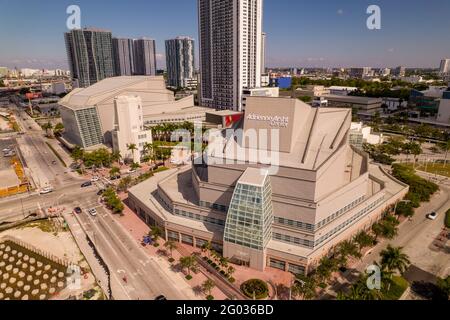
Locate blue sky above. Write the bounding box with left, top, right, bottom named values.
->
left=0, top=0, right=449, bottom=70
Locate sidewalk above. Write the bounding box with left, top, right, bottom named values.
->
left=112, top=200, right=227, bottom=300
left=63, top=211, right=113, bottom=299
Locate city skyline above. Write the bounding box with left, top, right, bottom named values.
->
left=1, top=0, right=450, bottom=70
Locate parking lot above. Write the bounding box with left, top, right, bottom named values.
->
left=0, top=137, right=20, bottom=189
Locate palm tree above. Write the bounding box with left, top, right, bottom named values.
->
left=354, top=231, right=375, bottom=252
left=227, top=266, right=235, bottom=278
left=42, top=121, right=53, bottom=137
left=179, top=255, right=198, bottom=277
left=316, top=256, right=338, bottom=284
left=130, top=162, right=141, bottom=171
left=164, top=240, right=177, bottom=259
left=292, top=274, right=317, bottom=300
left=53, top=123, right=64, bottom=136
left=149, top=225, right=163, bottom=245
left=111, top=151, right=122, bottom=165
left=372, top=223, right=384, bottom=241
left=337, top=240, right=362, bottom=260
left=201, top=241, right=212, bottom=258
left=109, top=166, right=120, bottom=179
left=380, top=245, right=410, bottom=275
left=143, top=142, right=154, bottom=166
left=201, top=279, right=215, bottom=297
left=219, top=257, right=229, bottom=269
left=127, top=143, right=137, bottom=162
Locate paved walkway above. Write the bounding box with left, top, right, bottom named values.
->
left=109, top=202, right=206, bottom=300
left=63, top=211, right=112, bottom=299
left=324, top=179, right=450, bottom=298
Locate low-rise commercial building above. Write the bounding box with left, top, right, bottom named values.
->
left=328, top=86, right=358, bottom=96
left=59, top=76, right=209, bottom=148
left=323, top=95, right=383, bottom=112
left=241, top=87, right=279, bottom=110
left=128, top=96, right=408, bottom=273
left=349, top=122, right=384, bottom=149
left=112, top=95, right=153, bottom=164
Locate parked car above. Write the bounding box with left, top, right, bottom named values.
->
left=73, top=207, right=82, bottom=214
left=154, top=295, right=167, bottom=301
left=427, top=212, right=438, bottom=220
left=91, top=176, right=100, bottom=182
left=97, top=189, right=105, bottom=196
left=39, top=186, right=53, bottom=195
left=87, top=208, right=97, bottom=216
left=81, top=181, right=92, bottom=188
left=110, top=175, right=121, bottom=181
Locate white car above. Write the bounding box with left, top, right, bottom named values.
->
left=426, top=212, right=438, bottom=220
left=87, top=208, right=97, bottom=216
left=90, top=176, right=100, bottom=182
left=40, top=187, right=53, bottom=194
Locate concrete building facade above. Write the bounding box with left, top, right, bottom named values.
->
left=133, top=38, right=157, bottom=76
left=64, top=28, right=115, bottom=88
left=112, top=38, right=135, bottom=76
left=59, top=76, right=210, bottom=148
left=112, top=95, right=153, bottom=164
left=198, top=0, right=263, bottom=111
left=128, top=97, right=408, bottom=273
left=165, top=37, right=195, bottom=88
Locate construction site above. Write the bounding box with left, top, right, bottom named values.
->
left=0, top=138, right=32, bottom=198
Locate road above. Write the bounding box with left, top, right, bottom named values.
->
left=11, top=103, right=78, bottom=189
left=355, top=172, right=450, bottom=278
left=70, top=205, right=196, bottom=300
left=1, top=102, right=197, bottom=300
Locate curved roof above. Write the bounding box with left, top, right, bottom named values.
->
left=59, top=76, right=172, bottom=109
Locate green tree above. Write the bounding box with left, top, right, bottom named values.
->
left=111, top=151, right=122, bottom=164
left=127, top=143, right=137, bottom=162
left=227, top=266, right=235, bottom=277
left=109, top=166, right=120, bottom=179
left=53, top=123, right=64, bottom=136
left=316, top=256, right=338, bottom=284
left=353, top=231, right=375, bottom=252
left=380, top=245, right=410, bottom=275
left=179, top=255, right=198, bottom=276
left=292, top=274, right=317, bottom=300
left=117, top=176, right=133, bottom=192
left=436, top=275, right=450, bottom=299
left=149, top=225, right=163, bottom=244
left=336, top=240, right=362, bottom=268
left=201, top=279, right=215, bottom=297
left=164, top=240, right=178, bottom=258
left=130, top=162, right=141, bottom=171
left=71, top=145, right=85, bottom=163
left=201, top=241, right=212, bottom=258
left=42, top=121, right=53, bottom=137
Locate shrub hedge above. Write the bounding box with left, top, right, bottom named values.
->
left=241, top=279, right=269, bottom=300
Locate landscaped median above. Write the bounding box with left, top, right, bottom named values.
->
left=445, top=209, right=450, bottom=228
left=45, top=142, right=67, bottom=168
left=391, top=164, right=439, bottom=217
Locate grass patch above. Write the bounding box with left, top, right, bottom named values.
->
left=382, top=276, right=409, bottom=300
left=16, top=219, right=63, bottom=234
left=404, top=163, right=450, bottom=178
left=45, top=142, right=67, bottom=167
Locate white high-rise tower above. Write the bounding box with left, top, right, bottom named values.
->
left=198, top=0, right=263, bottom=111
